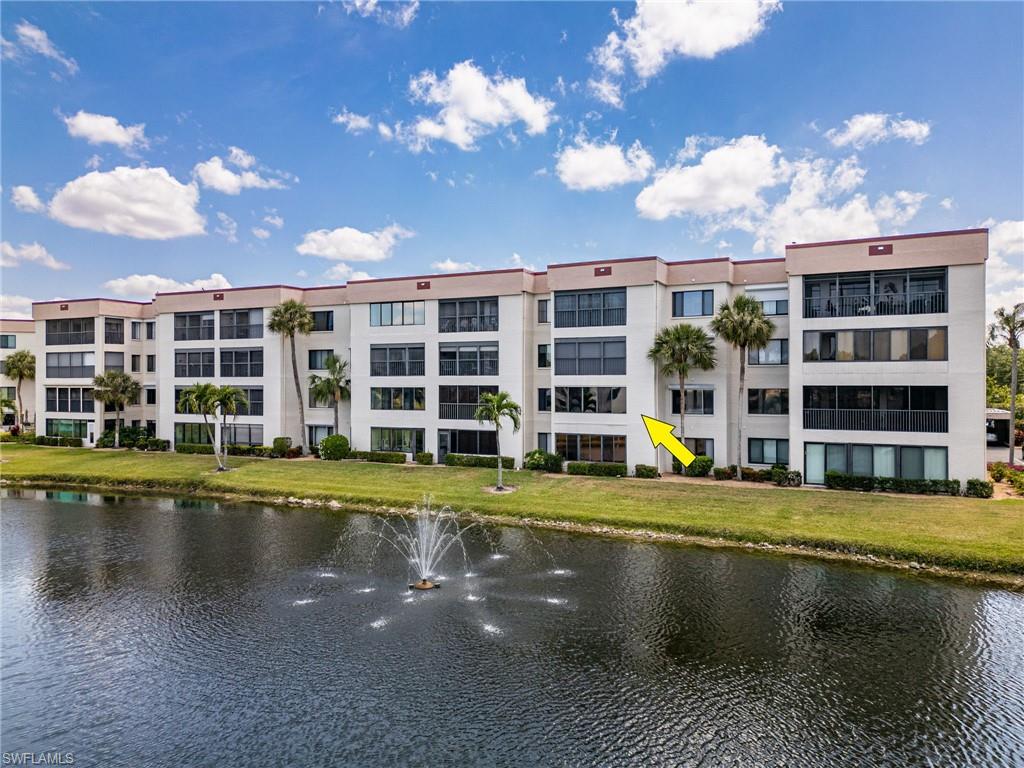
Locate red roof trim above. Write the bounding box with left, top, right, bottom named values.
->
left=32, top=297, right=151, bottom=306
left=153, top=283, right=309, bottom=297
left=0, top=317, right=35, bottom=323
left=347, top=267, right=531, bottom=285
left=548, top=256, right=661, bottom=269
left=785, top=228, right=988, bottom=250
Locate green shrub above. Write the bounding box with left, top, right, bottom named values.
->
left=145, top=438, right=170, bottom=452
left=58, top=437, right=83, bottom=448
left=634, top=464, right=659, bottom=479
left=226, top=444, right=273, bottom=458
left=0, top=433, right=13, bottom=443
left=989, top=463, right=1007, bottom=482
left=415, top=451, right=434, bottom=465
left=671, top=457, right=683, bottom=474
left=444, top=453, right=515, bottom=469
left=824, top=470, right=875, bottom=491
left=712, top=466, right=734, bottom=480
left=284, top=446, right=303, bottom=459
left=319, top=434, right=350, bottom=461
left=524, top=449, right=562, bottom=473
left=349, top=450, right=407, bottom=464
left=271, top=436, right=292, bottom=458
left=825, top=471, right=960, bottom=496
left=1011, top=471, right=1024, bottom=495
left=566, top=462, right=627, bottom=477
left=684, top=455, right=714, bottom=478
left=964, top=479, right=993, bottom=498
left=738, top=466, right=774, bottom=482
left=34, top=435, right=62, bottom=446
left=772, top=467, right=802, bottom=487
left=175, top=443, right=215, bottom=455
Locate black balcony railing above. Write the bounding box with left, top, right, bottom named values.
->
left=554, top=307, right=626, bottom=328
left=439, top=316, right=499, bottom=333
left=370, top=361, right=425, bottom=376
left=803, top=408, right=948, bottom=433
left=439, top=403, right=479, bottom=420
left=439, top=360, right=499, bottom=376
left=803, top=290, right=946, bottom=318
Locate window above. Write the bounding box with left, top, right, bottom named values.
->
left=237, top=387, right=263, bottom=416
left=438, top=297, right=499, bottom=332
left=538, top=433, right=550, bottom=453
left=223, top=424, right=264, bottom=446
left=220, top=348, right=263, bottom=377
left=309, top=387, right=332, bottom=409
left=309, top=425, right=334, bottom=446
left=146, top=322, right=155, bottom=340
left=1, top=386, right=15, bottom=401
left=174, top=312, right=215, bottom=341
left=308, top=349, right=333, bottom=370
left=554, top=337, right=626, bottom=375
left=803, top=386, right=948, bottom=432
left=370, top=387, right=426, bottom=411
left=370, top=301, right=425, bottom=327
left=672, top=289, right=714, bottom=317
left=554, top=387, right=626, bottom=414
left=131, top=355, right=141, bottom=373
left=146, top=421, right=156, bottom=437
left=309, top=310, right=334, bottom=332
left=45, top=387, right=94, bottom=413
left=757, top=299, right=788, bottom=316
left=438, top=429, right=497, bottom=456
left=538, top=299, right=549, bottom=323
left=748, top=388, right=789, bottom=415
left=804, top=327, right=947, bottom=363
left=684, top=437, right=714, bottom=458
left=131, top=322, right=142, bottom=341
left=538, top=388, right=551, bottom=412
left=804, top=443, right=947, bottom=484
left=104, top=318, right=124, bottom=344
left=371, top=427, right=424, bottom=454
left=100, top=352, right=123, bottom=372
left=538, top=344, right=551, bottom=368
left=370, top=345, right=425, bottom=376
left=145, top=388, right=157, bottom=406
left=220, top=308, right=263, bottom=339
left=671, top=387, right=714, bottom=415
left=0, top=335, right=14, bottom=349
left=46, top=352, right=95, bottom=378
left=174, top=349, right=215, bottom=378
left=749, top=438, right=789, bottom=465
left=146, top=355, right=156, bottom=373
left=438, top=385, right=496, bottom=419
left=174, top=423, right=210, bottom=445
left=748, top=339, right=788, bottom=365
left=439, top=344, right=499, bottom=376
left=803, top=268, right=947, bottom=318
left=46, top=318, right=94, bottom=345
left=554, top=289, right=626, bottom=328
left=555, top=433, right=627, bottom=463
left=46, top=419, right=90, bottom=439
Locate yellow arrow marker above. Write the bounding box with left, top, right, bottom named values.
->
left=641, top=414, right=697, bottom=467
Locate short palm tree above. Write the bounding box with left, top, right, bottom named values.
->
left=91, top=370, right=141, bottom=449
left=177, top=382, right=224, bottom=470
left=3, top=349, right=35, bottom=429
left=648, top=323, right=716, bottom=445
left=989, top=302, right=1024, bottom=464
left=269, top=300, right=314, bottom=453
left=308, top=354, right=350, bottom=438
left=474, top=390, right=521, bottom=491
left=710, top=295, right=775, bottom=479
left=212, top=385, right=249, bottom=467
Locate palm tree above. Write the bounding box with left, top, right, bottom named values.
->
left=268, top=300, right=314, bottom=453
left=3, top=349, right=35, bottom=429
left=474, top=391, right=522, bottom=491
left=710, top=295, right=775, bottom=480
left=989, top=302, right=1024, bottom=464
left=308, top=354, right=350, bottom=438
left=177, top=382, right=224, bottom=470
left=212, top=385, right=249, bottom=467
left=91, top=370, right=141, bottom=449
left=648, top=323, right=716, bottom=446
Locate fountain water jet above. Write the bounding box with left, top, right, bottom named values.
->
left=375, top=499, right=477, bottom=590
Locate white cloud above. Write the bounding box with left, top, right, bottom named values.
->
left=103, top=272, right=232, bottom=298
left=510, top=252, right=537, bottom=271
left=332, top=108, right=373, bottom=134
left=432, top=258, right=482, bottom=272
left=85, top=154, right=102, bottom=170
left=226, top=146, right=256, bottom=169
left=981, top=219, right=1024, bottom=323
left=4, top=20, right=77, bottom=75
left=940, top=197, right=954, bottom=211
left=0, top=294, right=36, bottom=320
left=377, top=122, right=395, bottom=141
left=556, top=135, right=654, bottom=191
left=824, top=112, right=932, bottom=149
left=49, top=166, right=206, bottom=240
left=252, top=227, right=271, bottom=240
left=62, top=110, right=148, bottom=150
left=587, top=77, right=623, bottom=109
left=10, top=185, right=45, bottom=213
left=0, top=241, right=70, bottom=270
left=342, top=0, right=419, bottom=28
left=215, top=212, right=238, bottom=243
left=322, top=263, right=373, bottom=282
left=193, top=154, right=288, bottom=195
left=403, top=60, right=555, bottom=151
left=263, top=213, right=284, bottom=228
left=296, top=223, right=413, bottom=262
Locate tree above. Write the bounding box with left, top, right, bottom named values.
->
left=474, top=391, right=521, bottom=491
left=3, top=349, right=35, bottom=429
left=308, top=354, right=350, bottom=438
left=648, top=323, right=716, bottom=448
left=710, top=295, right=775, bottom=480
left=212, top=385, right=249, bottom=467
left=269, top=300, right=314, bottom=453
left=91, top=370, right=141, bottom=449
left=176, top=382, right=224, bottom=470
left=989, top=302, right=1023, bottom=464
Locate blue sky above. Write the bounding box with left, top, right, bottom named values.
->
left=2, top=1, right=1022, bottom=319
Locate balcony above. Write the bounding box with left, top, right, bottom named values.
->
left=370, top=361, right=425, bottom=377
left=439, top=403, right=479, bottom=420
left=439, top=360, right=499, bottom=376
left=803, top=291, right=946, bottom=319
left=803, top=408, right=948, bottom=433
left=220, top=324, right=264, bottom=340
left=439, top=316, right=499, bottom=333
left=554, top=307, right=626, bottom=328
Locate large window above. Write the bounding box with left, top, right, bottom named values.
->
left=554, top=386, right=627, bottom=414
left=174, top=349, right=215, bottom=378
left=803, top=385, right=948, bottom=432
left=684, top=437, right=714, bottom=458
left=749, top=438, right=789, bottom=465
left=46, top=419, right=90, bottom=439
left=748, top=388, right=789, bottom=415
left=439, top=344, right=499, bottom=376
left=45, top=351, right=95, bottom=378
left=803, top=328, right=947, bottom=362
left=757, top=299, right=788, bottom=316
left=438, top=429, right=497, bottom=456
left=175, top=423, right=211, bottom=445
left=672, top=387, right=714, bottom=415
left=46, top=318, right=94, bottom=345
left=308, top=349, right=333, bottom=370
left=803, top=268, right=947, bottom=318
left=370, top=301, right=425, bottom=327
left=221, top=348, right=263, bottom=377
left=672, top=289, right=714, bottom=318
left=220, top=308, right=263, bottom=339
left=104, top=352, right=124, bottom=372
left=223, top=424, right=264, bottom=446
left=370, top=345, right=425, bottom=376
left=372, top=387, right=426, bottom=411
left=804, top=443, right=947, bottom=485
left=46, top=387, right=95, bottom=413
left=554, top=337, right=626, bottom=375
left=0, top=334, right=15, bottom=349
left=554, top=289, right=626, bottom=328
left=371, top=426, right=424, bottom=454
left=438, top=384, right=496, bottom=419
left=748, top=339, right=788, bottom=365
left=438, top=297, right=498, bottom=333
left=311, top=311, right=334, bottom=332
left=174, top=312, right=215, bottom=341
left=237, top=387, right=263, bottom=416
left=555, top=433, right=627, bottom=463
left=104, top=318, right=124, bottom=344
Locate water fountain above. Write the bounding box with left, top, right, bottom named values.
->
left=375, top=499, right=477, bottom=590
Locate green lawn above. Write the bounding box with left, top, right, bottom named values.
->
left=3, top=443, right=1023, bottom=574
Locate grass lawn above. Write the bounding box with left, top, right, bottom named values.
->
left=2, top=443, right=1023, bottom=575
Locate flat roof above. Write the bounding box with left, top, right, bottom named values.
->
left=785, top=227, right=988, bottom=250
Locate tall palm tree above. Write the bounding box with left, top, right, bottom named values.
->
left=91, top=370, right=141, bottom=449
left=177, top=382, right=224, bottom=470
left=989, top=301, right=1024, bottom=464
left=710, top=295, right=775, bottom=480
left=308, top=354, right=350, bottom=438
left=212, top=385, right=249, bottom=467
left=3, top=349, right=35, bottom=429
left=474, top=390, right=521, bottom=491
left=648, top=323, right=717, bottom=445
left=269, top=300, right=314, bottom=453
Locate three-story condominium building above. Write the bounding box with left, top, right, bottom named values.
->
left=18, top=227, right=988, bottom=484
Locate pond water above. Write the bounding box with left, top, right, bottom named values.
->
left=2, top=490, right=1022, bottom=767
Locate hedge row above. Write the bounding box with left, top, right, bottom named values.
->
left=349, top=450, right=407, bottom=464
left=634, top=464, right=659, bottom=479
left=444, top=453, right=514, bottom=469
left=415, top=451, right=433, bottom=465
left=175, top=443, right=215, bottom=455
left=825, top=470, right=961, bottom=496
left=566, top=462, right=628, bottom=477
left=33, top=435, right=83, bottom=448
